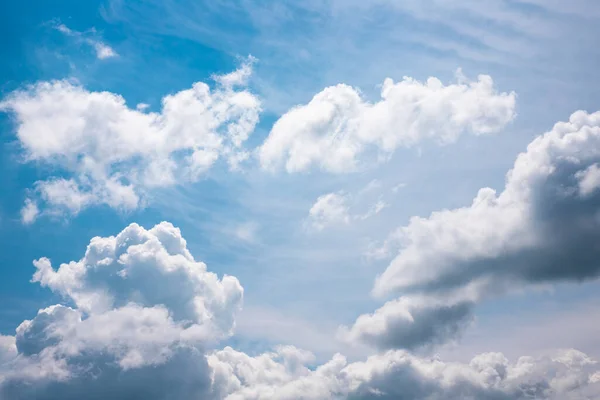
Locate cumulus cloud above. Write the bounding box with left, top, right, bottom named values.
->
left=0, top=60, right=260, bottom=221
left=0, top=222, right=243, bottom=399
left=1, top=222, right=599, bottom=399
left=55, top=23, right=118, bottom=60
left=345, top=110, right=600, bottom=351
left=259, top=72, right=516, bottom=173
left=210, top=346, right=600, bottom=399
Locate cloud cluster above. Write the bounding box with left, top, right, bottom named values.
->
left=0, top=60, right=260, bottom=222
left=0, top=222, right=242, bottom=399
left=1, top=221, right=599, bottom=399
left=259, top=72, right=516, bottom=173
left=211, top=346, right=600, bottom=399
left=344, top=110, right=600, bottom=351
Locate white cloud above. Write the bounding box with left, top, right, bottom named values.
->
left=31, top=221, right=243, bottom=335
left=259, top=72, right=516, bottom=173
left=577, top=163, right=600, bottom=196
left=345, top=110, right=600, bottom=351
left=307, top=182, right=390, bottom=231
left=55, top=23, right=119, bottom=60
left=1, top=222, right=600, bottom=399
left=0, top=61, right=261, bottom=221
left=0, top=221, right=242, bottom=399
left=307, top=192, right=351, bottom=230
left=234, top=221, right=259, bottom=243
left=210, top=346, right=600, bottom=399
left=20, top=198, right=39, bottom=224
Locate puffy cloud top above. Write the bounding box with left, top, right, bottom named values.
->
left=259, top=73, right=516, bottom=173
left=376, top=110, right=600, bottom=297
left=210, top=347, right=600, bottom=399
left=0, top=222, right=243, bottom=399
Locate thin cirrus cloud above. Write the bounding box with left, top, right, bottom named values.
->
left=55, top=23, right=118, bottom=60
left=307, top=189, right=387, bottom=231
left=1, top=222, right=599, bottom=399
left=0, top=59, right=260, bottom=223
left=340, top=110, right=600, bottom=352
left=259, top=71, right=516, bottom=173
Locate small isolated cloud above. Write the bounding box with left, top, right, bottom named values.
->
left=0, top=59, right=261, bottom=222
left=55, top=23, right=118, bottom=60
left=307, top=184, right=388, bottom=230
left=234, top=221, right=259, bottom=242
left=307, top=192, right=351, bottom=230
left=344, top=110, right=600, bottom=351
left=259, top=72, right=516, bottom=173
left=20, top=198, right=39, bottom=224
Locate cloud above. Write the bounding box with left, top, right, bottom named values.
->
left=0, top=221, right=242, bottom=399
left=345, top=110, right=600, bottom=351
left=0, top=60, right=261, bottom=222
left=210, top=346, right=600, bottom=399
left=55, top=23, right=118, bottom=60
left=307, top=192, right=351, bottom=230
left=1, top=222, right=599, bottom=399
left=20, top=198, right=39, bottom=225
left=375, top=110, right=600, bottom=296
left=307, top=184, right=388, bottom=231
left=338, top=295, right=476, bottom=352
left=259, top=72, right=516, bottom=173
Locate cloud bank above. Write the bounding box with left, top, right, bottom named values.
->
left=0, top=221, right=598, bottom=399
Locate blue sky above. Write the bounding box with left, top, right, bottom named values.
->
left=1, top=1, right=600, bottom=399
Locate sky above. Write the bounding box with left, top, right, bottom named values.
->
left=1, top=0, right=600, bottom=399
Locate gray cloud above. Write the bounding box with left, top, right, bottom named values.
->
left=0, top=222, right=242, bottom=400
left=344, top=110, right=600, bottom=351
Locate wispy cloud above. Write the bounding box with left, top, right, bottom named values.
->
left=55, top=23, right=118, bottom=60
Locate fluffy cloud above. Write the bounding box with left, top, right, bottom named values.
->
left=1, top=60, right=260, bottom=222
left=259, top=72, right=516, bottom=173
left=0, top=222, right=243, bottom=399
left=345, top=110, right=600, bottom=351
left=210, top=346, right=600, bottom=399
left=338, top=294, right=476, bottom=352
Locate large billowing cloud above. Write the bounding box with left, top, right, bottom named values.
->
left=259, top=72, right=516, bottom=173
left=0, top=59, right=260, bottom=222
left=0, top=222, right=243, bottom=399
left=343, top=110, right=600, bottom=351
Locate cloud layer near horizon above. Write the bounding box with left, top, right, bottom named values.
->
left=1, top=222, right=599, bottom=400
